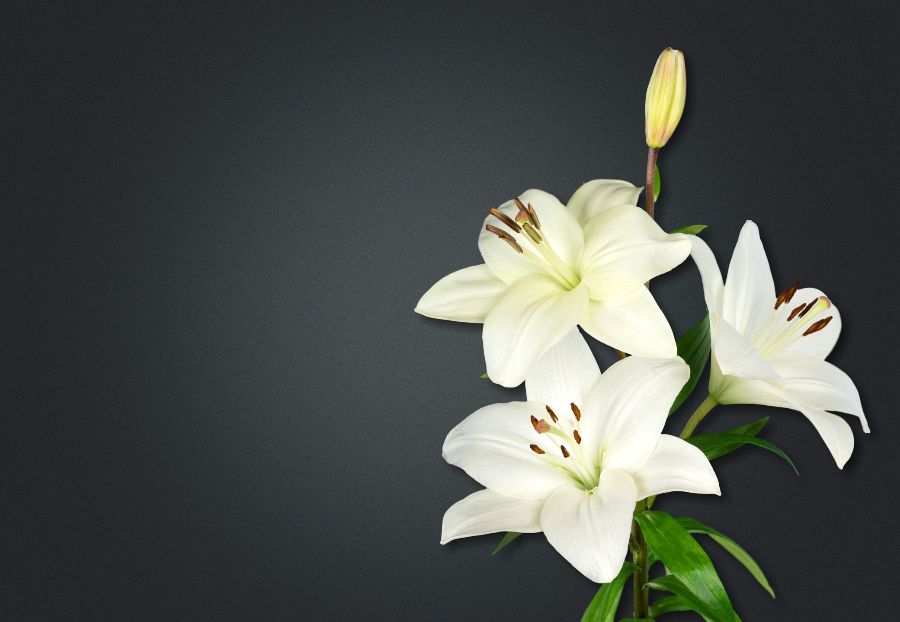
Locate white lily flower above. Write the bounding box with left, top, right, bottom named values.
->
left=440, top=330, right=719, bottom=583
left=690, top=221, right=870, bottom=468
left=415, top=180, right=691, bottom=387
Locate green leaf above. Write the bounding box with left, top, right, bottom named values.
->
left=581, top=562, right=635, bottom=622
left=649, top=595, right=692, bottom=617
left=676, top=517, right=775, bottom=598
left=490, top=531, right=521, bottom=555
left=635, top=511, right=738, bottom=622
left=480, top=372, right=489, bottom=379
left=646, top=575, right=728, bottom=622
left=683, top=418, right=767, bottom=458
left=670, top=224, right=708, bottom=235
left=686, top=432, right=798, bottom=474
left=669, top=314, right=711, bottom=415
left=653, top=165, right=661, bottom=202
left=729, top=417, right=769, bottom=437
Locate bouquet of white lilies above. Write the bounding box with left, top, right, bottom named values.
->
left=415, top=49, right=868, bottom=622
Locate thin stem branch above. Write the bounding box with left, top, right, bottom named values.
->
left=629, top=146, right=662, bottom=621
left=631, top=501, right=650, bottom=619
left=679, top=394, right=718, bottom=439
left=644, top=147, right=659, bottom=218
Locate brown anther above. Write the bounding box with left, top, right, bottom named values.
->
left=485, top=224, right=523, bottom=253
left=530, top=415, right=550, bottom=434
left=797, top=297, right=818, bottom=318
left=500, top=236, right=524, bottom=253
left=774, top=280, right=800, bottom=309
left=570, top=403, right=581, bottom=422
left=488, top=208, right=521, bottom=233
left=573, top=430, right=582, bottom=444
left=802, top=316, right=833, bottom=336
left=530, top=444, right=545, bottom=455
left=787, top=303, right=806, bottom=321
left=560, top=445, right=570, bottom=458
left=527, top=203, right=541, bottom=229
left=522, top=222, right=542, bottom=244
left=545, top=405, right=558, bottom=423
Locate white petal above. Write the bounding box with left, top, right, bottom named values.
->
left=712, top=377, right=857, bottom=469
left=566, top=179, right=642, bottom=227
left=580, top=286, right=677, bottom=357
left=525, top=328, right=601, bottom=416
left=712, top=374, right=791, bottom=408
left=722, top=221, right=775, bottom=342
left=714, top=318, right=780, bottom=381
left=782, top=288, right=842, bottom=359
left=689, top=234, right=724, bottom=316
left=769, top=351, right=868, bottom=432
left=441, top=489, right=543, bottom=544
left=579, top=356, right=689, bottom=471
left=443, top=402, right=574, bottom=499
left=802, top=408, right=855, bottom=469
left=478, top=189, right=583, bottom=285
left=540, top=470, right=637, bottom=583
left=483, top=275, right=589, bottom=388
left=415, top=264, right=508, bottom=322
left=579, top=205, right=691, bottom=299
left=630, top=435, right=720, bottom=499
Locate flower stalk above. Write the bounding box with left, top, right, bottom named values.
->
left=631, top=500, right=650, bottom=618
left=645, top=147, right=659, bottom=219
left=680, top=394, right=719, bottom=439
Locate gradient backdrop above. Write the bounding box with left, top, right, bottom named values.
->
left=5, top=1, right=899, bottom=620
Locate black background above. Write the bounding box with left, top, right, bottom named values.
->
left=5, top=1, right=900, bottom=620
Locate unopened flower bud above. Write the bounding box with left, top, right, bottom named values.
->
left=644, top=48, right=686, bottom=148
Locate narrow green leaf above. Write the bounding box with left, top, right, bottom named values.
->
left=653, top=165, right=661, bottom=202
left=729, top=417, right=769, bottom=437
left=581, top=562, right=635, bottom=622
left=480, top=372, right=489, bottom=379
left=669, top=314, right=711, bottom=415
left=670, top=224, right=708, bottom=235
left=635, top=511, right=738, bottom=622
left=686, top=432, right=798, bottom=474
left=490, top=531, right=521, bottom=555
left=682, top=418, right=767, bottom=457
left=646, top=575, right=727, bottom=622
left=649, top=594, right=692, bottom=617
left=676, top=517, right=775, bottom=598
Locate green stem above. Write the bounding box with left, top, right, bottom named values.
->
left=679, top=394, right=718, bottom=439
left=631, top=501, right=650, bottom=618
left=645, top=147, right=659, bottom=219
left=629, top=145, right=662, bottom=622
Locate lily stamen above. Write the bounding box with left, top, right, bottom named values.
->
left=758, top=295, right=833, bottom=355
left=803, top=316, right=833, bottom=336
left=797, top=297, right=818, bottom=318
left=488, top=208, right=521, bottom=233
left=484, top=224, right=524, bottom=253
left=774, top=280, right=800, bottom=309
left=530, top=444, right=545, bottom=455
left=522, top=222, right=542, bottom=244
left=570, top=403, right=581, bottom=421
left=787, top=303, right=806, bottom=321
left=560, top=445, right=570, bottom=458
left=513, top=197, right=538, bottom=227
left=545, top=405, right=558, bottom=423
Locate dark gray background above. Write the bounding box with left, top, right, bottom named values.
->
left=4, top=1, right=899, bottom=620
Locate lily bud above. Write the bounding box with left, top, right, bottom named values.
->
left=644, top=48, right=686, bottom=148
